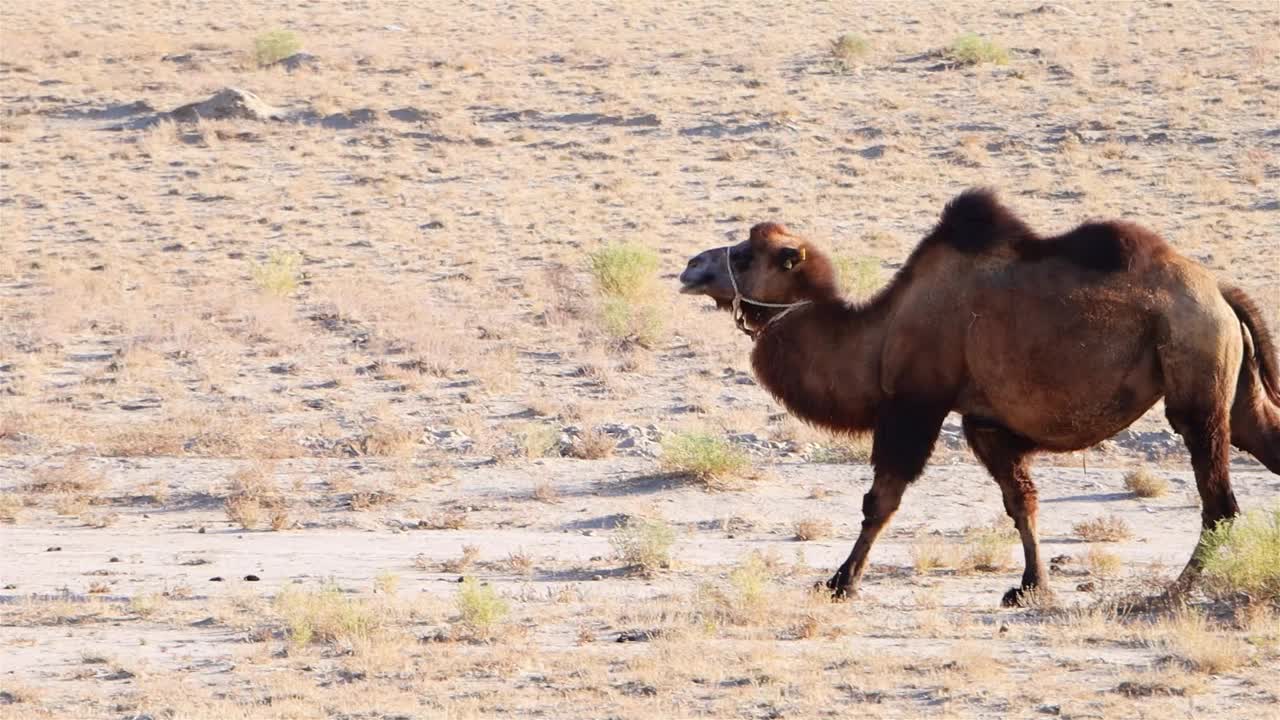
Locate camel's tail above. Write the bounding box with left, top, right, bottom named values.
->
left=1222, top=285, right=1280, bottom=405
left=1223, top=285, right=1280, bottom=474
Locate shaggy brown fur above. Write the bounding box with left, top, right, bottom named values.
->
left=679, top=189, right=1280, bottom=605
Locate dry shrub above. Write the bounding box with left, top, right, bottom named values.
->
left=611, top=516, right=676, bottom=574
left=1083, top=545, right=1122, bottom=578
left=569, top=429, right=617, bottom=459
left=419, top=511, right=467, bottom=530
left=23, top=458, right=106, bottom=496
left=793, top=517, right=833, bottom=541
left=0, top=492, right=22, bottom=523
left=588, top=243, right=665, bottom=347
left=441, top=545, right=481, bottom=574
left=224, top=463, right=287, bottom=530
left=505, top=550, right=534, bottom=577
left=1123, top=468, right=1169, bottom=498
left=531, top=480, right=558, bottom=504
left=1073, top=515, right=1132, bottom=543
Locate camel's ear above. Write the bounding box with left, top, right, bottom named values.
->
left=779, top=246, right=806, bottom=270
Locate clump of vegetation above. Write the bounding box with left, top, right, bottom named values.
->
left=1083, top=545, right=1122, bottom=578
left=910, top=535, right=956, bottom=573
left=948, top=33, right=1009, bottom=66
left=1073, top=515, right=1132, bottom=543
left=961, top=515, right=1019, bottom=571
left=1123, top=468, right=1170, bottom=498
left=660, top=431, right=751, bottom=487
left=252, top=249, right=302, bottom=296
left=793, top=517, right=833, bottom=541
left=441, top=544, right=481, bottom=573
left=588, top=244, right=664, bottom=347
left=569, top=429, right=618, bottom=460
left=223, top=463, right=288, bottom=531
left=589, top=244, right=659, bottom=297
left=1200, top=506, right=1280, bottom=604
left=611, top=516, right=676, bottom=573
left=253, top=29, right=302, bottom=67
left=274, top=585, right=390, bottom=652
left=515, top=423, right=561, bottom=458
left=454, top=577, right=509, bottom=642
left=1153, top=609, right=1251, bottom=674
left=808, top=434, right=872, bottom=463
left=829, top=34, right=870, bottom=72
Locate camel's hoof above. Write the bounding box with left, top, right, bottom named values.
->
left=1001, top=587, right=1037, bottom=608
left=820, top=577, right=855, bottom=602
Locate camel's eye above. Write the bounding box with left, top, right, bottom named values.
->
left=778, top=246, right=805, bottom=270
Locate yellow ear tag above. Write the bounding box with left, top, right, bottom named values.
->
left=798, top=247, right=806, bottom=262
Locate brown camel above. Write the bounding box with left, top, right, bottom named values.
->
left=678, top=189, right=1280, bottom=606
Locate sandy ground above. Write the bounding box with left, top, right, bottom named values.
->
left=2, top=0, right=1279, bottom=718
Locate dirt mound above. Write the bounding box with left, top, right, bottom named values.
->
left=167, top=87, right=286, bottom=122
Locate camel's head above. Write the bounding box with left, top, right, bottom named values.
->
left=679, top=222, right=838, bottom=315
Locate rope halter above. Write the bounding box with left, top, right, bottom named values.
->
left=724, top=245, right=812, bottom=340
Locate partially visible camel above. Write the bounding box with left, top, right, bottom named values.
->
left=679, top=189, right=1280, bottom=605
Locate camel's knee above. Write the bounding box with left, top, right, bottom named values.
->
left=860, top=488, right=902, bottom=526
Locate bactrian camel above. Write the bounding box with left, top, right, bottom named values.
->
left=678, top=189, right=1280, bottom=605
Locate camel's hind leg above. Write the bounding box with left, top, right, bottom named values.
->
left=963, top=417, right=1048, bottom=607
left=826, top=399, right=947, bottom=599
left=1166, top=403, right=1239, bottom=590
left=1230, top=342, right=1280, bottom=474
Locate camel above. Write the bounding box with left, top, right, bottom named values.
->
left=678, top=188, right=1280, bottom=606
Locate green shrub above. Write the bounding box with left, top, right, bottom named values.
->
left=274, top=585, right=387, bottom=649
left=252, top=249, right=301, bottom=296
left=454, top=577, right=509, bottom=641
left=948, top=33, right=1009, bottom=66
left=253, top=30, right=302, bottom=67
left=588, top=244, right=659, bottom=299
left=661, top=432, right=751, bottom=486
left=611, top=516, right=676, bottom=573
left=1201, top=506, right=1280, bottom=603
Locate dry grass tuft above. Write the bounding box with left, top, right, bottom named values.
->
left=1074, top=515, right=1133, bottom=543
left=1083, top=545, right=1123, bottom=578
left=1123, top=468, right=1170, bottom=498
left=1151, top=610, right=1252, bottom=674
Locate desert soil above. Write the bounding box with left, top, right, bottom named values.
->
left=2, top=1, right=1279, bottom=719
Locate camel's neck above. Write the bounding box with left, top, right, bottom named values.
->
left=749, top=298, right=891, bottom=434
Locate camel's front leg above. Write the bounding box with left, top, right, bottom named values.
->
left=827, top=399, right=947, bottom=599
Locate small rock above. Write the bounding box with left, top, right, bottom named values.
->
left=1076, top=581, right=1096, bottom=592
left=46, top=546, right=61, bottom=552
left=244, top=574, right=261, bottom=582
left=591, top=574, right=604, bottom=581
left=209, top=576, right=224, bottom=582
